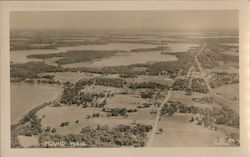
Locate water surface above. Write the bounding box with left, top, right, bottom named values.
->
left=11, top=83, right=62, bottom=124
left=11, top=43, right=159, bottom=64
left=64, top=51, right=177, bottom=68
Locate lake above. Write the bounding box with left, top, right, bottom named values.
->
left=167, top=43, right=199, bottom=52
left=10, top=43, right=159, bottom=64
left=64, top=51, right=177, bottom=68
left=11, top=83, right=63, bottom=124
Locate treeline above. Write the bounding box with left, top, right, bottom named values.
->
left=37, top=79, right=60, bottom=84
left=119, top=73, right=137, bottom=78
left=129, top=82, right=169, bottom=90
left=172, top=78, right=208, bottom=93
left=209, top=72, right=239, bottom=88
left=145, top=53, right=194, bottom=77
left=130, top=46, right=169, bottom=52
left=11, top=44, right=57, bottom=51
left=204, top=38, right=238, bottom=53
left=198, top=40, right=239, bottom=69
left=39, top=124, right=152, bottom=148
left=71, top=64, right=145, bottom=76
left=94, top=77, right=124, bottom=88
left=10, top=30, right=112, bottom=51
left=60, top=77, right=123, bottom=105
left=27, top=50, right=123, bottom=65
left=160, top=101, right=239, bottom=128
left=10, top=62, right=62, bottom=81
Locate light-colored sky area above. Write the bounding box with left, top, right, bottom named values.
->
left=10, top=10, right=238, bottom=32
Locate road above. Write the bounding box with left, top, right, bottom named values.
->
left=185, top=65, right=194, bottom=79
left=194, top=42, right=224, bottom=106
left=146, top=89, right=172, bottom=147
left=145, top=42, right=214, bottom=147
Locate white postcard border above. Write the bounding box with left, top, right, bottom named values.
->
left=0, top=1, right=249, bottom=157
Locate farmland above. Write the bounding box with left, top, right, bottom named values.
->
left=10, top=30, right=239, bottom=148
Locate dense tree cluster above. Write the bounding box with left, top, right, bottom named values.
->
left=210, top=106, right=239, bottom=127
left=37, top=79, right=60, bottom=84
left=94, top=77, right=124, bottom=88
left=140, top=90, right=154, bottom=98
left=160, top=101, right=239, bottom=128
left=39, top=124, right=152, bottom=148
left=172, top=78, right=208, bottom=93
left=10, top=62, right=62, bottom=81
left=60, top=84, right=80, bottom=105
left=172, top=79, right=189, bottom=91
left=61, top=78, right=122, bottom=105
left=191, top=78, right=209, bottom=93
left=130, top=46, right=168, bottom=52
left=198, top=40, right=238, bottom=69
left=41, top=74, right=55, bottom=79
left=119, top=73, right=137, bottom=78
left=102, top=108, right=137, bottom=117
left=204, top=38, right=238, bottom=53
left=67, top=64, right=145, bottom=76
left=209, top=72, right=239, bottom=88
left=60, top=87, right=105, bottom=106
left=11, top=30, right=116, bottom=51
left=11, top=44, right=57, bottom=51
left=129, top=82, right=169, bottom=90
left=145, top=53, right=194, bottom=77
left=104, top=108, right=127, bottom=117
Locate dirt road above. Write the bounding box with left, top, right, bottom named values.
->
left=146, top=89, right=172, bottom=147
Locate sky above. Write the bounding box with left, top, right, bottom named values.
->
left=10, top=10, right=238, bottom=32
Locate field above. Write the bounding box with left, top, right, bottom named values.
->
left=169, top=91, right=220, bottom=109
left=214, top=84, right=239, bottom=113
left=151, top=113, right=225, bottom=147
left=36, top=105, right=156, bottom=135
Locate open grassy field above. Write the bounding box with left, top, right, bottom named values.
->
left=17, top=135, right=39, bottom=148
left=36, top=106, right=103, bottom=135
left=214, top=84, right=239, bottom=113
left=105, top=94, right=146, bottom=109
left=151, top=113, right=225, bottom=147
left=36, top=105, right=156, bottom=135
left=169, top=91, right=220, bottom=109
